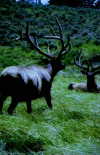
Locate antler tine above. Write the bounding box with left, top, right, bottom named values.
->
left=74, top=49, right=87, bottom=70
left=49, top=23, right=57, bottom=36
left=59, top=35, right=71, bottom=56
left=56, top=18, right=72, bottom=59
left=55, top=17, right=63, bottom=40
left=26, top=22, right=54, bottom=59
left=41, top=17, right=63, bottom=40
left=74, top=50, right=81, bottom=67
left=56, top=17, right=66, bottom=58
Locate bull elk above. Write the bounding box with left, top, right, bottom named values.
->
left=0, top=19, right=71, bottom=114
left=68, top=51, right=100, bottom=92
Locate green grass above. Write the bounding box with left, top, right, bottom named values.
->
left=80, top=43, right=100, bottom=56
left=0, top=46, right=43, bottom=70
left=0, top=68, right=100, bottom=155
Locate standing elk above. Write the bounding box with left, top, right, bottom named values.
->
left=0, top=19, right=71, bottom=114
left=68, top=52, right=100, bottom=92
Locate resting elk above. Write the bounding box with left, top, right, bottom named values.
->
left=0, top=19, right=71, bottom=114
left=68, top=51, right=100, bottom=92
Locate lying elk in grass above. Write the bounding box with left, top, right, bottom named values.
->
left=68, top=52, right=100, bottom=92
left=0, top=19, right=71, bottom=114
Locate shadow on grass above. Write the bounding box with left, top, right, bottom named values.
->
left=3, top=138, right=44, bottom=153
left=66, top=111, right=84, bottom=120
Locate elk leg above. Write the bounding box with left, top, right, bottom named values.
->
left=7, top=98, right=18, bottom=115
left=45, top=93, right=52, bottom=109
left=0, top=95, right=7, bottom=114
left=26, top=101, right=32, bottom=113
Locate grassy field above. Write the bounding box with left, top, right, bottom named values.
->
left=0, top=64, right=100, bottom=155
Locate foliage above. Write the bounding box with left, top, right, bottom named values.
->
left=49, top=0, right=83, bottom=7
left=0, top=0, right=16, bottom=7
left=0, top=46, right=43, bottom=70
left=0, top=3, right=100, bottom=47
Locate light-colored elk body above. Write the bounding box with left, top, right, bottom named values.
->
left=0, top=19, right=71, bottom=114
left=68, top=82, right=100, bottom=92
left=68, top=82, right=87, bottom=91
left=0, top=64, right=56, bottom=114
left=1, top=65, right=51, bottom=92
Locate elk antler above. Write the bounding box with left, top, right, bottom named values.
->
left=74, top=50, right=89, bottom=71
left=75, top=50, right=100, bottom=75
left=33, top=17, right=71, bottom=59
left=38, top=18, right=71, bottom=59
left=18, top=18, right=71, bottom=60
left=55, top=17, right=71, bottom=58
left=25, top=23, right=54, bottom=59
